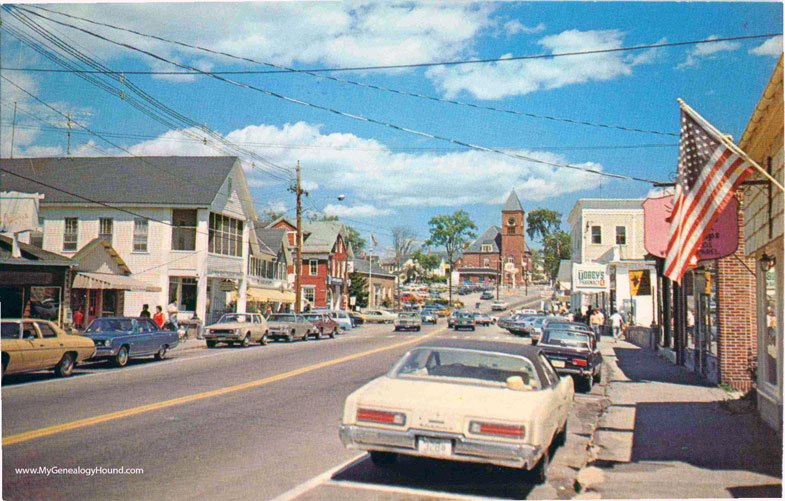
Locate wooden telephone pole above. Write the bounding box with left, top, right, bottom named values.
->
left=289, top=161, right=308, bottom=313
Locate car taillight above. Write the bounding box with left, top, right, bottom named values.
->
left=469, top=421, right=525, bottom=439
left=357, top=408, right=406, bottom=426
left=572, top=358, right=588, bottom=367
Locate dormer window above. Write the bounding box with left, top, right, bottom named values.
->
left=481, top=244, right=492, bottom=253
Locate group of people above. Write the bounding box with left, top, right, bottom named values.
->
left=139, top=303, right=178, bottom=330
left=574, top=307, right=627, bottom=343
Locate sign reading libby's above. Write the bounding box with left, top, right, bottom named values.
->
left=572, top=263, right=610, bottom=293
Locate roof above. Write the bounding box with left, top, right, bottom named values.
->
left=0, top=235, right=73, bottom=266
left=502, top=190, right=524, bottom=212
left=739, top=55, right=783, bottom=160
left=465, top=226, right=501, bottom=253
left=72, top=238, right=132, bottom=274
left=0, top=157, right=237, bottom=206
left=301, top=220, right=347, bottom=255
left=353, top=258, right=395, bottom=278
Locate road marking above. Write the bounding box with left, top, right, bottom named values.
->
left=3, top=327, right=447, bottom=446
left=269, top=453, right=365, bottom=501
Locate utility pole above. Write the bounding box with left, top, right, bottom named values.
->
left=66, top=112, right=72, bottom=157
left=10, top=101, right=17, bottom=159
left=289, top=161, right=308, bottom=313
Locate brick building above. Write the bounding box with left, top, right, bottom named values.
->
left=267, top=217, right=352, bottom=310
left=458, top=190, right=532, bottom=286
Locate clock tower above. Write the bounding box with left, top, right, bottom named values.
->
left=500, top=190, right=528, bottom=286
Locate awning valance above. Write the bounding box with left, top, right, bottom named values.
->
left=73, top=272, right=161, bottom=292
left=248, top=287, right=295, bottom=304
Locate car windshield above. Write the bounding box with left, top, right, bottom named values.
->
left=1, top=322, right=21, bottom=339
left=304, top=315, right=322, bottom=322
left=86, top=318, right=133, bottom=333
left=532, top=318, right=548, bottom=327
left=543, top=330, right=591, bottom=350
left=268, top=314, right=294, bottom=322
left=549, top=323, right=590, bottom=332
left=391, top=347, right=540, bottom=391
left=219, top=313, right=252, bottom=323
left=399, top=312, right=418, bottom=319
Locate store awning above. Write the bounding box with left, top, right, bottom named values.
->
left=246, top=287, right=296, bottom=304
left=73, top=272, right=161, bottom=292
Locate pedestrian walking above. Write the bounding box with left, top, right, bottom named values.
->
left=153, top=306, right=166, bottom=328
left=140, top=304, right=151, bottom=319
left=610, top=309, right=625, bottom=342
left=590, top=309, right=603, bottom=340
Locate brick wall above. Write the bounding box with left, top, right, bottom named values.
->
left=716, top=193, right=758, bottom=391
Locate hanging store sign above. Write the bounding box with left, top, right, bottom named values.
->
left=629, top=270, right=652, bottom=296
left=572, top=263, right=610, bottom=293
left=643, top=195, right=739, bottom=260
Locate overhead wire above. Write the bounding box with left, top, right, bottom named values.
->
left=14, top=6, right=664, bottom=185
left=2, top=8, right=294, bottom=182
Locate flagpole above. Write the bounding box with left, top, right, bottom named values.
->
left=678, top=99, right=784, bottom=192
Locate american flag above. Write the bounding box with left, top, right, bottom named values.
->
left=664, top=105, right=752, bottom=283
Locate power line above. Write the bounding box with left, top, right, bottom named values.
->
left=15, top=6, right=664, bottom=185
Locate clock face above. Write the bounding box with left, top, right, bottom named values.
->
left=508, top=217, right=516, bottom=226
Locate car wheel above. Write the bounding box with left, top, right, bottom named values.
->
left=416, top=326, right=421, bottom=331
left=54, top=353, right=75, bottom=377
left=316, top=329, right=323, bottom=340
left=471, top=326, right=475, bottom=331
left=154, top=345, right=168, bottom=360
left=302, top=330, right=309, bottom=341
left=113, top=346, right=129, bottom=367
left=531, top=339, right=538, bottom=346
left=393, top=327, right=398, bottom=332
left=583, top=375, right=594, bottom=392
left=330, top=329, right=336, bottom=339
left=287, top=332, right=294, bottom=343
left=259, top=333, right=268, bottom=346
left=593, top=368, right=601, bottom=384
left=530, top=447, right=550, bottom=484
left=241, top=334, right=251, bottom=348
left=369, top=451, right=397, bottom=467
left=555, top=421, right=567, bottom=447
left=206, top=340, right=217, bottom=348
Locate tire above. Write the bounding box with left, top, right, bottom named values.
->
left=555, top=421, right=567, bottom=447
left=302, top=330, right=309, bottom=341
left=416, top=326, right=421, bottom=331
left=530, top=447, right=549, bottom=484
left=471, top=326, right=475, bottom=331
left=369, top=451, right=397, bottom=467
left=241, top=334, right=251, bottom=348
left=259, top=333, right=268, bottom=346
left=316, top=329, right=323, bottom=340
left=113, top=346, right=129, bottom=367
left=330, top=329, right=336, bottom=339
left=54, top=353, right=75, bottom=377
left=393, top=327, right=399, bottom=332
left=154, top=345, right=168, bottom=360
left=593, top=368, right=602, bottom=384
left=206, top=340, right=217, bottom=348
left=287, top=332, right=294, bottom=343
left=582, top=375, right=594, bottom=392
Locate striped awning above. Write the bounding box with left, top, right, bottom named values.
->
left=73, top=272, right=161, bottom=292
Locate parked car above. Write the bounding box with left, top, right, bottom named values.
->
left=544, top=321, right=597, bottom=345
left=1, top=319, right=96, bottom=378
left=302, top=313, right=339, bottom=339
left=516, top=308, right=538, bottom=315
left=421, top=311, right=438, bottom=324
left=348, top=311, right=365, bottom=327
left=267, top=313, right=314, bottom=342
left=203, top=312, right=268, bottom=348
left=394, top=312, right=422, bottom=332
left=339, top=339, right=574, bottom=482
left=473, top=312, right=493, bottom=326
left=538, top=328, right=602, bottom=391
left=84, top=317, right=179, bottom=367
left=362, top=310, right=398, bottom=324
left=480, top=291, right=495, bottom=300
left=313, top=309, right=353, bottom=332
left=491, top=300, right=508, bottom=311
left=452, top=311, right=476, bottom=331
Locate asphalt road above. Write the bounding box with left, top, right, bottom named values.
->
left=2, top=286, right=602, bottom=501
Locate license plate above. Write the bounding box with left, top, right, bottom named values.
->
left=551, top=360, right=565, bottom=368
left=417, top=437, right=452, bottom=458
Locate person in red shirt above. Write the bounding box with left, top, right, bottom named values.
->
left=153, top=306, right=166, bottom=328
left=73, top=309, right=84, bottom=328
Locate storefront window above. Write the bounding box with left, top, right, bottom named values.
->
left=26, top=287, right=61, bottom=322
left=169, top=277, right=198, bottom=311
left=764, top=265, right=779, bottom=386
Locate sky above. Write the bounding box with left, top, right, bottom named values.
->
left=0, top=1, right=782, bottom=256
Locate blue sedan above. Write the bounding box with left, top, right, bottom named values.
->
left=84, top=317, right=179, bottom=367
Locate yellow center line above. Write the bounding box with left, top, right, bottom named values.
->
left=3, top=327, right=446, bottom=447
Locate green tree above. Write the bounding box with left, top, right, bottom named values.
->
left=426, top=210, right=477, bottom=305
left=412, top=249, right=441, bottom=274
left=526, top=208, right=562, bottom=241
left=348, top=272, right=368, bottom=308
left=526, top=208, right=570, bottom=282
left=345, top=226, right=366, bottom=255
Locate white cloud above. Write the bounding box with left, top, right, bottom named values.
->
left=323, top=203, right=393, bottom=218
left=677, top=35, right=741, bottom=69
left=750, top=36, right=783, bottom=57
left=258, top=200, right=289, bottom=216
left=102, top=120, right=605, bottom=209
left=42, top=3, right=495, bottom=79
left=427, top=29, right=657, bottom=100
left=646, top=187, right=674, bottom=199
left=503, top=20, right=545, bottom=37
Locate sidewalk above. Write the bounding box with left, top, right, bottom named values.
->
left=578, top=338, right=782, bottom=499
left=171, top=336, right=206, bottom=352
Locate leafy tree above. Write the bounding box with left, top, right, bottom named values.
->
left=348, top=272, right=368, bottom=308
left=345, top=226, right=366, bottom=255
left=526, top=208, right=570, bottom=281
left=412, top=249, right=441, bottom=274
left=526, top=208, right=562, bottom=241
left=426, top=210, right=477, bottom=305
left=392, top=226, right=417, bottom=307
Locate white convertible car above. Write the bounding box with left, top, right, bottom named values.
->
left=339, top=339, right=574, bottom=482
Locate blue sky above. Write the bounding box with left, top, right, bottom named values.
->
left=1, top=1, right=781, bottom=255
